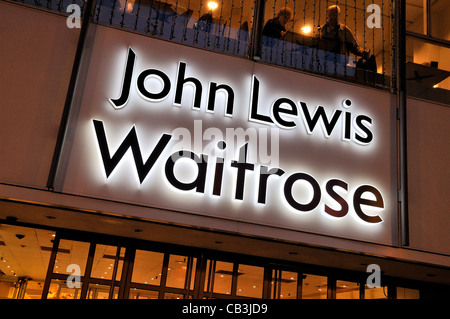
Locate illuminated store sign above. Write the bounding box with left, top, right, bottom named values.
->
left=92, top=47, right=382, bottom=223
left=58, top=27, right=397, bottom=245
left=111, top=48, right=374, bottom=145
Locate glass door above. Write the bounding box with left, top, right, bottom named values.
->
left=203, top=259, right=266, bottom=299
left=127, top=249, right=199, bottom=299
left=42, top=234, right=127, bottom=299
left=269, top=268, right=300, bottom=299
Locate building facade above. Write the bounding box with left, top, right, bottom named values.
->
left=0, top=0, right=449, bottom=300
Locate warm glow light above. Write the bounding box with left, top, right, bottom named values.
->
left=433, top=84, right=439, bottom=88
left=207, top=1, right=218, bottom=10
left=301, top=26, right=312, bottom=34
left=62, top=40, right=394, bottom=247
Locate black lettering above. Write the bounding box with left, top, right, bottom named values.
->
left=249, top=75, right=273, bottom=124
left=230, top=143, right=255, bottom=200
left=174, top=62, right=202, bottom=109
left=272, top=98, right=298, bottom=128
left=300, top=102, right=342, bottom=136
left=212, top=157, right=225, bottom=196
left=353, top=185, right=383, bottom=223
left=137, top=69, right=171, bottom=101
left=343, top=112, right=352, bottom=140
left=207, top=82, right=235, bottom=116
left=258, top=166, right=285, bottom=204
left=93, top=120, right=171, bottom=183
left=324, top=179, right=349, bottom=217
left=284, top=173, right=321, bottom=211
left=110, top=47, right=135, bottom=109
left=354, top=115, right=373, bottom=144
left=165, top=151, right=208, bottom=193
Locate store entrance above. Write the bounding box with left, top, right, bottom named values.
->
left=0, top=225, right=422, bottom=299
left=41, top=231, right=205, bottom=299
left=41, top=233, right=273, bottom=299
left=42, top=235, right=126, bottom=299
left=39, top=231, right=417, bottom=299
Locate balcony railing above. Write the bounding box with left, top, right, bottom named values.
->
left=5, top=0, right=395, bottom=89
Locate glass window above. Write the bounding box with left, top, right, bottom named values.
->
left=271, top=270, right=298, bottom=299
left=205, top=260, right=233, bottom=295
left=406, top=37, right=450, bottom=103
left=0, top=225, right=55, bottom=299
left=129, top=288, right=159, bottom=299
left=397, top=287, right=420, bottom=299
left=132, top=250, right=164, bottom=286
left=91, top=245, right=125, bottom=280
left=87, top=284, right=119, bottom=299
left=430, top=0, right=450, bottom=41
left=47, top=279, right=82, bottom=299
left=406, top=0, right=425, bottom=35
left=54, top=239, right=90, bottom=276
left=236, top=264, right=264, bottom=298
left=302, top=274, right=327, bottom=299
left=165, top=255, right=196, bottom=289
left=336, top=280, right=360, bottom=299
left=0, top=281, right=14, bottom=299
left=261, top=0, right=392, bottom=85
left=406, top=0, right=449, bottom=41
left=365, top=284, right=388, bottom=299
left=164, top=292, right=190, bottom=299
left=279, top=271, right=297, bottom=299
left=23, top=280, right=45, bottom=299
left=94, top=0, right=254, bottom=58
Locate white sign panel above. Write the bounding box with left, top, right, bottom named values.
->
left=57, top=26, right=397, bottom=245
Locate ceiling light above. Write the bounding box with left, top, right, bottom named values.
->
left=207, top=1, right=218, bottom=10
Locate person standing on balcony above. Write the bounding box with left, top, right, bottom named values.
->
left=263, top=7, right=294, bottom=40
left=319, top=5, right=368, bottom=57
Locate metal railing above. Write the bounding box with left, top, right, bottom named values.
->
left=93, top=0, right=254, bottom=58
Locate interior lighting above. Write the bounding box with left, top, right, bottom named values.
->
left=207, top=1, right=218, bottom=10
left=125, top=0, right=134, bottom=13
left=301, top=25, right=312, bottom=34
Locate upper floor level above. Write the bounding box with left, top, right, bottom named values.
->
left=4, top=0, right=449, bottom=104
